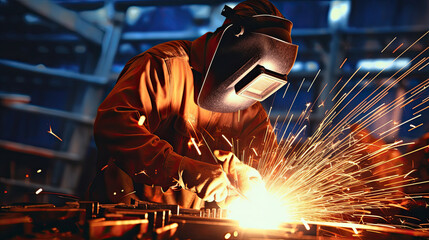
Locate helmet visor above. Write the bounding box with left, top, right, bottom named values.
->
left=197, top=18, right=298, bottom=113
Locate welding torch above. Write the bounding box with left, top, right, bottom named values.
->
left=212, top=150, right=250, bottom=201
left=200, top=137, right=251, bottom=202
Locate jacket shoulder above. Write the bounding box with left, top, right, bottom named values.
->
left=117, top=40, right=191, bottom=80
left=146, top=40, right=192, bottom=60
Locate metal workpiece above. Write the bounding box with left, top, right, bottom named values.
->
left=1, top=201, right=429, bottom=239
left=86, top=218, right=149, bottom=240
left=170, top=214, right=241, bottom=240
left=103, top=206, right=170, bottom=231
left=0, top=204, right=86, bottom=238
left=78, top=201, right=100, bottom=219
left=138, top=202, right=180, bottom=215
left=0, top=213, right=32, bottom=239
left=199, top=207, right=227, bottom=219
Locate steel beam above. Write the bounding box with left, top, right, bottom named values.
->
left=344, top=25, right=428, bottom=35
left=0, top=139, right=81, bottom=163
left=114, top=0, right=232, bottom=10
left=2, top=102, right=94, bottom=126
left=0, top=59, right=107, bottom=85
left=122, top=31, right=200, bottom=42
left=58, top=6, right=125, bottom=192
left=15, top=0, right=104, bottom=45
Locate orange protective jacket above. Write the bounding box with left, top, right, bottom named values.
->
left=89, top=39, right=274, bottom=209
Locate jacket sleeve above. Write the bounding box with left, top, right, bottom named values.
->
left=94, top=53, right=182, bottom=189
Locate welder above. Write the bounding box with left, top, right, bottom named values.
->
left=89, top=0, right=298, bottom=209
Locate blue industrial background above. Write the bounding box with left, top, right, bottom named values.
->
left=0, top=0, right=428, bottom=204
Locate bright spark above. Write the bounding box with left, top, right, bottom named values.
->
left=222, top=134, right=233, bottom=147
left=339, top=58, right=347, bottom=69
left=333, top=66, right=361, bottom=101
left=122, top=190, right=137, bottom=198
left=392, top=43, right=404, bottom=53
left=301, top=218, right=310, bottom=230
left=135, top=170, right=150, bottom=178
left=35, top=188, right=43, bottom=195
left=408, top=123, right=423, bottom=132
left=330, top=76, right=343, bottom=94
left=352, top=226, right=358, bottom=234
left=307, top=69, right=321, bottom=92
left=100, top=165, right=109, bottom=171
left=418, top=60, right=429, bottom=71
left=187, top=119, right=200, bottom=141
left=252, top=147, right=258, bottom=156
left=404, top=169, right=417, bottom=179
left=282, top=83, right=290, bottom=98
left=190, top=138, right=201, bottom=155
left=138, top=115, right=146, bottom=126
left=47, top=125, right=62, bottom=141
left=381, top=37, right=396, bottom=53
left=413, top=105, right=429, bottom=115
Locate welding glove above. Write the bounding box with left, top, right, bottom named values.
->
left=177, top=157, right=229, bottom=202
left=214, top=150, right=266, bottom=198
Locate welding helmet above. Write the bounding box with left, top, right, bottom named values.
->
left=197, top=5, right=298, bottom=113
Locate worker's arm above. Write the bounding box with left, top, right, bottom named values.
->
left=94, top=53, right=228, bottom=201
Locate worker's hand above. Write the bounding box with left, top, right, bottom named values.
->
left=177, top=157, right=229, bottom=202
left=214, top=150, right=265, bottom=197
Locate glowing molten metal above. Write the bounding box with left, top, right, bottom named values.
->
left=226, top=185, right=291, bottom=229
